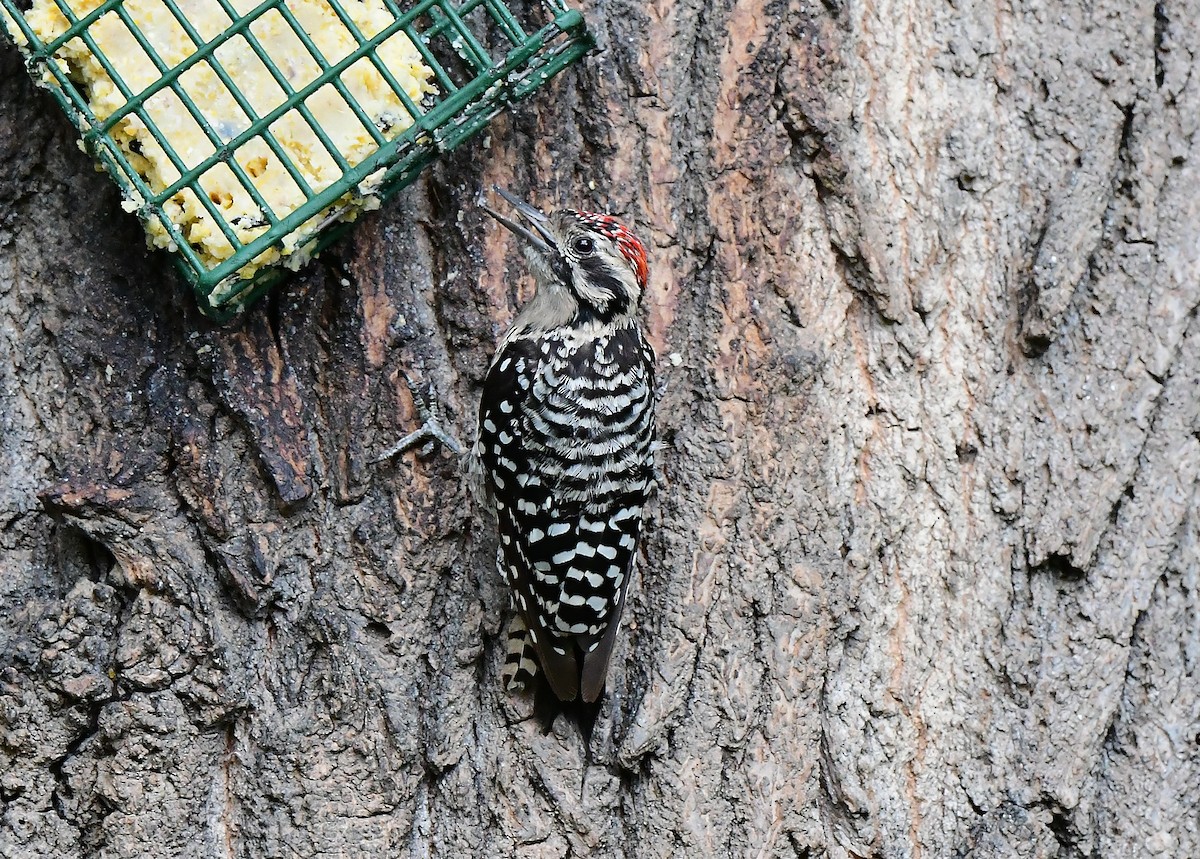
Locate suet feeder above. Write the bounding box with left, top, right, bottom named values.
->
left=0, top=0, right=593, bottom=318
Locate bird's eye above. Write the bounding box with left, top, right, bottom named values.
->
left=572, top=236, right=595, bottom=255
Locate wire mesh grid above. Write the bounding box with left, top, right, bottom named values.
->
left=0, top=0, right=592, bottom=317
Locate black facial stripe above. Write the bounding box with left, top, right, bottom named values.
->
left=576, top=256, right=630, bottom=325
left=550, top=235, right=633, bottom=326
left=551, top=250, right=574, bottom=289
left=580, top=256, right=626, bottom=302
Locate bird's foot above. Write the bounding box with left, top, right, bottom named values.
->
left=374, top=374, right=464, bottom=462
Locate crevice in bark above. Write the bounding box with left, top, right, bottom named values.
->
left=1029, top=552, right=1087, bottom=582
left=1114, top=102, right=1137, bottom=189
left=1153, top=2, right=1168, bottom=89
left=46, top=697, right=104, bottom=829
left=40, top=531, right=138, bottom=855
left=616, top=754, right=651, bottom=857
left=816, top=691, right=875, bottom=856
left=56, top=522, right=117, bottom=586
left=1041, top=798, right=1085, bottom=859
left=217, top=719, right=240, bottom=859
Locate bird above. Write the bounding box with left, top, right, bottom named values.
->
left=473, top=186, right=656, bottom=703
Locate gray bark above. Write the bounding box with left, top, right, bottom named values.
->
left=2, top=0, right=1198, bottom=856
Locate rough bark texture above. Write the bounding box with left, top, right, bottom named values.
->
left=1, top=0, right=1198, bottom=856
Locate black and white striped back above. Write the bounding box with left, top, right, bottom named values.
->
left=477, top=322, right=655, bottom=701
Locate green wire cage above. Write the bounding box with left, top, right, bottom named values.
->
left=0, top=0, right=593, bottom=318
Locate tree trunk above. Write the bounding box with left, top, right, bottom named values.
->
left=2, top=0, right=1197, bottom=856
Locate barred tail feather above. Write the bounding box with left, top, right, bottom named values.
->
left=502, top=612, right=539, bottom=692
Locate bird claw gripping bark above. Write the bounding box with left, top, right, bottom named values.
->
left=476, top=186, right=657, bottom=704
left=374, top=373, right=463, bottom=462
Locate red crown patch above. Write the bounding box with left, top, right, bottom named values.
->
left=573, top=211, right=649, bottom=289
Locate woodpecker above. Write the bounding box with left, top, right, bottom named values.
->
left=474, top=187, right=656, bottom=703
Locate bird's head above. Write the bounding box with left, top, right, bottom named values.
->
left=482, top=187, right=649, bottom=332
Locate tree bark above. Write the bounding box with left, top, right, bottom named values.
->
left=2, top=0, right=1198, bottom=856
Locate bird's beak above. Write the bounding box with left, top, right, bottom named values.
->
left=480, top=186, right=555, bottom=256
